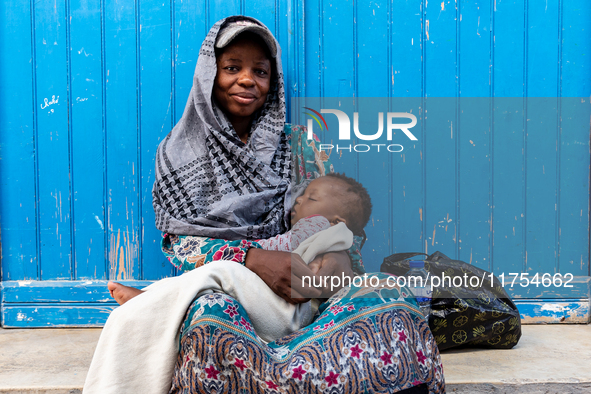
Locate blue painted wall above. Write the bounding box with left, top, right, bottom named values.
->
left=1, top=0, right=590, bottom=326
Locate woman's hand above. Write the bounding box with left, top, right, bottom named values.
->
left=244, top=248, right=322, bottom=304
left=310, top=251, right=355, bottom=297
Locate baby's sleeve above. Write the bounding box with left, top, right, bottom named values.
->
left=255, top=215, right=331, bottom=252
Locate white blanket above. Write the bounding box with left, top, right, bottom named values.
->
left=83, top=223, right=352, bottom=394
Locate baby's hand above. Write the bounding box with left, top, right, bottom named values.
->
left=308, top=256, right=322, bottom=274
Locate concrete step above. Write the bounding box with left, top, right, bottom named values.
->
left=0, top=328, right=100, bottom=394
left=1, top=325, right=590, bottom=393
left=443, top=324, right=591, bottom=393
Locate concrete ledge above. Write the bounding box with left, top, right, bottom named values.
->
left=0, top=389, right=81, bottom=394
left=0, top=328, right=101, bottom=394
left=440, top=325, right=591, bottom=388
left=447, top=383, right=591, bottom=393
left=1, top=325, right=590, bottom=393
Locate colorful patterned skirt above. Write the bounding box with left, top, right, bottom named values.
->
left=169, top=274, right=445, bottom=393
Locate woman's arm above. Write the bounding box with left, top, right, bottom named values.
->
left=162, top=234, right=260, bottom=272
left=244, top=248, right=355, bottom=303
left=164, top=232, right=354, bottom=302
left=244, top=248, right=324, bottom=304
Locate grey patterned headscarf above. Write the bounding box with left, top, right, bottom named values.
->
left=152, top=16, right=290, bottom=240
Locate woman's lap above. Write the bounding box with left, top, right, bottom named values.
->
left=169, top=274, right=445, bottom=394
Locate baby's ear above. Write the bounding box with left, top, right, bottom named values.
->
left=330, top=215, right=347, bottom=226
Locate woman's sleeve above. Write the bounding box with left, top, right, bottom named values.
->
left=161, top=233, right=262, bottom=272
left=348, top=235, right=366, bottom=275
left=289, top=124, right=366, bottom=275
left=289, top=124, right=333, bottom=184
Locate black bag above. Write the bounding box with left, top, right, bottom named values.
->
left=381, top=251, right=521, bottom=351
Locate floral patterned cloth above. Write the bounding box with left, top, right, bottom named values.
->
left=162, top=234, right=256, bottom=272
left=165, top=124, right=445, bottom=393
left=170, top=274, right=444, bottom=393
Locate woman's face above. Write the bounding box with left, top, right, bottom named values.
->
left=213, top=37, right=272, bottom=122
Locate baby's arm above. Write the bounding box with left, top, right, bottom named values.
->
left=255, top=215, right=331, bottom=252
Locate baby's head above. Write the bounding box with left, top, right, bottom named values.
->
left=291, top=173, right=372, bottom=236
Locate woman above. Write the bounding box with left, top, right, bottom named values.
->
left=154, top=16, right=444, bottom=394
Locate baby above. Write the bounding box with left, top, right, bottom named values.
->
left=256, top=172, right=372, bottom=272
left=108, top=172, right=372, bottom=304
